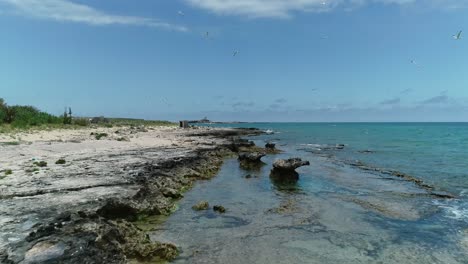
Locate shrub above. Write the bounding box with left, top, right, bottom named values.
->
left=95, top=133, right=108, bottom=140
left=34, top=161, right=48, bottom=167
left=55, top=159, right=66, bottom=165
left=0, top=98, right=62, bottom=128
left=8, top=106, right=61, bottom=128
left=4, top=169, right=12, bottom=176
left=73, top=118, right=89, bottom=127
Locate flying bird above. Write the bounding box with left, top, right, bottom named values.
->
left=453, top=30, right=462, bottom=40
left=177, top=10, right=185, bottom=16
left=233, top=50, right=239, bottom=57
left=204, top=31, right=209, bottom=39
left=410, top=59, right=423, bottom=69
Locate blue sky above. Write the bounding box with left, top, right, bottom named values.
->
left=0, top=0, right=467, bottom=122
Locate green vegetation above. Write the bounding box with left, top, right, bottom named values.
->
left=73, top=118, right=89, bottom=127
left=55, top=159, right=66, bottom=165
left=94, top=133, right=108, bottom=140
left=0, top=103, right=61, bottom=128
left=34, top=161, right=48, bottom=167
left=0, top=98, right=176, bottom=133
left=4, top=169, right=12, bottom=176
left=25, top=168, right=40, bottom=173
left=2, top=141, right=20, bottom=146
left=107, top=118, right=175, bottom=127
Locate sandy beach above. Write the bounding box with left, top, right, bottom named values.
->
left=0, top=125, right=262, bottom=263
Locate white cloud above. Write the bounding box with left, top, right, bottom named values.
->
left=184, top=0, right=468, bottom=18
left=0, top=0, right=187, bottom=31
left=184, top=0, right=337, bottom=18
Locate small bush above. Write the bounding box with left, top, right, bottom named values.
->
left=34, top=161, right=48, bottom=167
left=55, top=159, right=66, bottom=165
left=73, top=118, right=89, bottom=127
left=2, top=141, right=20, bottom=146
left=4, top=169, right=12, bottom=176
left=95, top=133, right=108, bottom=140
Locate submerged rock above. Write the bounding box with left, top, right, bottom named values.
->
left=265, top=142, right=276, bottom=149
left=192, top=201, right=209, bottom=211
left=213, top=205, right=226, bottom=213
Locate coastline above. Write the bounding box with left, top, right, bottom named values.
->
left=0, top=125, right=262, bottom=263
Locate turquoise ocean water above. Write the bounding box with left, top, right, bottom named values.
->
left=216, top=122, right=468, bottom=195
left=151, top=123, right=468, bottom=263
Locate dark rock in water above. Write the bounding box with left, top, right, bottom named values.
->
left=272, top=158, right=310, bottom=171
left=162, top=187, right=183, bottom=199
left=270, top=158, right=310, bottom=182
left=430, top=191, right=455, bottom=199
left=226, top=138, right=255, bottom=152
left=238, top=152, right=265, bottom=163
left=336, top=144, right=345, bottom=150
left=213, top=205, right=226, bottom=213
left=265, top=142, right=276, bottom=149
left=192, top=201, right=209, bottom=211
left=270, top=169, right=300, bottom=182
left=244, top=174, right=252, bottom=179
left=358, top=150, right=375, bottom=154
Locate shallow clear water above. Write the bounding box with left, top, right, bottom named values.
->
left=150, top=123, right=468, bottom=263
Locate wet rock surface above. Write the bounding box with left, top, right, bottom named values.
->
left=213, top=205, right=226, bottom=213
left=192, top=201, right=209, bottom=211
left=272, top=158, right=310, bottom=171
left=0, top=127, right=260, bottom=264
left=238, top=152, right=266, bottom=163
left=269, top=158, right=310, bottom=184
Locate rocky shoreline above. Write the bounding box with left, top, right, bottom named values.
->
left=0, top=126, right=263, bottom=263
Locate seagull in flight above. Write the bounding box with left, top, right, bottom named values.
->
left=410, top=59, right=423, bottom=69
left=453, top=30, right=462, bottom=40
left=177, top=10, right=185, bottom=16
left=233, top=50, right=239, bottom=57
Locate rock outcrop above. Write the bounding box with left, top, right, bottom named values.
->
left=238, top=152, right=265, bottom=163
left=265, top=143, right=276, bottom=149
left=272, top=158, right=310, bottom=171
left=192, top=201, right=209, bottom=211
left=213, top=205, right=226, bottom=213
left=0, top=127, right=260, bottom=264
left=270, top=158, right=310, bottom=181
